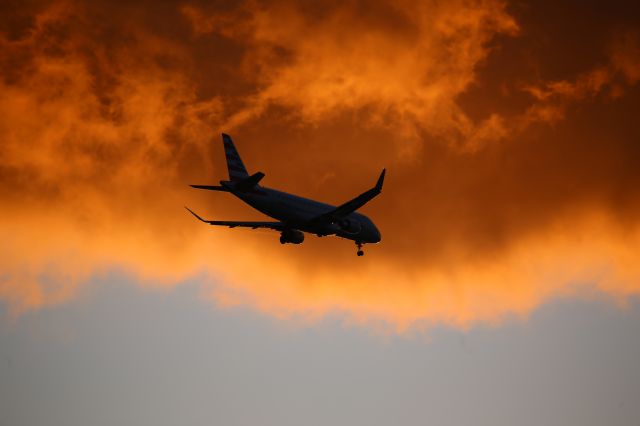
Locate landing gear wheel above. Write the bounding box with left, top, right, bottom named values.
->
left=280, top=235, right=286, bottom=244
left=356, top=241, right=364, bottom=257
left=357, top=250, right=364, bottom=256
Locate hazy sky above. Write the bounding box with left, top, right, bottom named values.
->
left=1, top=0, right=640, bottom=424
left=1, top=279, right=639, bottom=426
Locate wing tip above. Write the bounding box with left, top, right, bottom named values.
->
left=184, top=206, right=207, bottom=223
left=376, top=168, right=386, bottom=191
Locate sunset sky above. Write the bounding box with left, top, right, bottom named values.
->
left=1, top=0, right=640, bottom=424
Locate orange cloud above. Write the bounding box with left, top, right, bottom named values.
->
left=183, top=0, right=519, bottom=151
left=1, top=0, right=640, bottom=330
left=214, top=210, right=640, bottom=330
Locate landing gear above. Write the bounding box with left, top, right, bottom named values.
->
left=356, top=241, right=364, bottom=256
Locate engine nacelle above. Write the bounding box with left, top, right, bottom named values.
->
left=338, top=218, right=362, bottom=234
left=280, top=229, right=305, bottom=244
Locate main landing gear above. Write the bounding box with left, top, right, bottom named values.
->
left=356, top=241, right=364, bottom=257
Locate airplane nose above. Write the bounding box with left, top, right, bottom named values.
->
left=372, top=226, right=381, bottom=243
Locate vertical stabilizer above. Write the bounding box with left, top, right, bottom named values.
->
left=222, top=133, right=249, bottom=181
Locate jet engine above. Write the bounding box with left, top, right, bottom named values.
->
left=280, top=229, right=305, bottom=244
left=338, top=218, right=362, bottom=234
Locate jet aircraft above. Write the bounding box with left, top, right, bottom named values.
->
left=186, top=134, right=384, bottom=256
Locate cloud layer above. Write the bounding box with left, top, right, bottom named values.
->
left=1, top=0, right=640, bottom=329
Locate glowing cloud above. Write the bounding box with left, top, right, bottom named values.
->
left=183, top=0, right=519, bottom=150
left=1, top=0, right=639, bottom=329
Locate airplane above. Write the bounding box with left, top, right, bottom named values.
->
left=185, top=133, right=384, bottom=256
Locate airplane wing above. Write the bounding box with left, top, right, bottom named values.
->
left=314, top=168, right=385, bottom=223
left=185, top=207, right=285, bottom=230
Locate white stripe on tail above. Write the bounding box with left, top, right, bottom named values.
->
left=222, top=133, right=249, bottom=181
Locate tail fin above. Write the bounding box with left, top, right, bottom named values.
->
left=222, top=133, right=249, bottom=181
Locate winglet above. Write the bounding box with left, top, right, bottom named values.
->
left=185, top=206, right=209, bottom=223
left=375, top=168, right=386, bottom=192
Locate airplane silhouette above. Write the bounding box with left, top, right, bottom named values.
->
left=186, top=134, right=384, bottom=256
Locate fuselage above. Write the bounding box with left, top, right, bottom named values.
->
left=230, top=184, right=381, bottom=244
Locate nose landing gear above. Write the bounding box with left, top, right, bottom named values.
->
left=356, top=241, right=364, bottom=256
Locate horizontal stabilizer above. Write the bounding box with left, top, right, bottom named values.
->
left=189, top=185, right=229, bottom=192
left=235, top=171, right=265, bottom=191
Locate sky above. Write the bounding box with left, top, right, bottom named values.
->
left=2, top=279, right=640, bottom=426
left=1, top=0, right=640, bottom=424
